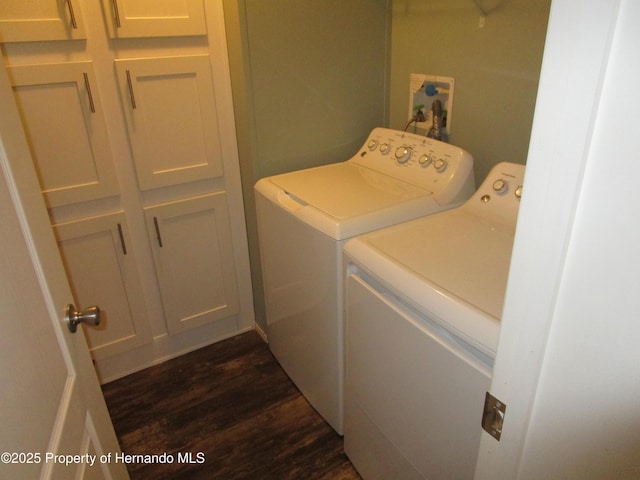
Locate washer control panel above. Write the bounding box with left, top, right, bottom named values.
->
left=351, top=128, right=475, bottom=197
left=468, top=162, right=525, bottom=227
left=363, top=134, right=454, bottom=173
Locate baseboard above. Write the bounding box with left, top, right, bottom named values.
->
left=96, top=317, right=255, bottom=384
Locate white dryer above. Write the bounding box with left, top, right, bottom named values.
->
left=255, top=128, right=475, bottom=434
left=343, top=162, right=525, bottom=479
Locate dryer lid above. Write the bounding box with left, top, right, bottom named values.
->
left=270, top=162, right=432, bottom=220
left=365, top=209, right=516, bottom=321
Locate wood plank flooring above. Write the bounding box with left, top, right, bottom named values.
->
left=101, top=331, right=361, bottom=480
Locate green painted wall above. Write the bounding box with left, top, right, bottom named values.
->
left=390, top=0, right=550, bottom=184
left=224, top=0, right=390, bottom=333
left=244, top=0, right=390, bottom=178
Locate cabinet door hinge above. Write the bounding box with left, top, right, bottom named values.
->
left=482, top=391, right=506, bottom=441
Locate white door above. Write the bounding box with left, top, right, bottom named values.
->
left=0, top=60, right=128, bottom=480
left=475, top=0, right=640, bottom=478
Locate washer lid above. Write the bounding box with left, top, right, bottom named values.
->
left=366, top=209, right=516, bottom=321
left=270, top=162, right=432, bottom=219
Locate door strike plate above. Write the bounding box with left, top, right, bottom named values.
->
left=482, top=391, right=506, bottom=441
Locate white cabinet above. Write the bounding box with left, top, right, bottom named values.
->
left=102, top=0, right=206, bottom=38
left=7, top=61, right=119, bottom=207
left=115, top=55, right=224, bottom=191
left=144, top=193, right=239, bottom=335
left=54, top=212, right=152, bottom=360
left=1, top=0, right=253, bottom=381
left=0, top=0, right=87, bottom=42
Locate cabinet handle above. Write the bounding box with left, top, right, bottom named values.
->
left=117, top=223, right=127, bottom=255
left=125, top=70, right=137, bottom=109
left=153, top=217, right=164, bottom=248
left=83, top=72, right=96, bottom=113
left=111, top=0, right=122, bottom=28
left=65, top=0, right=78, bottom=29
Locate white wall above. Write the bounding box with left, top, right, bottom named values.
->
left=476, top=0, right=640, bottom=477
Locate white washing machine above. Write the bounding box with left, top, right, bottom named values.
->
left=343, top=162, right=525, bottom=479
left=255, top=127, right=475, bottom=434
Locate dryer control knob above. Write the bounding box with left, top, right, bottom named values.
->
left=493, top=178, right=508, bottom=194
left=434, top=158, right=447, bottom=172
left=515, top=185, right=523, bottom=198
left=380, top=143, right=391, bottom=155
left=395, top=146, right=412, bottom=164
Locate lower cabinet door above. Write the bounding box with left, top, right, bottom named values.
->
left=54, top=211, right=152, bottom=360
left=144, top=192, right=239, bottom=335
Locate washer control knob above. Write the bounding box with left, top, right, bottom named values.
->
left=395, top=146, right=412, bottom=164
left=418, top=154, right=433, bottom=167
left=367, top=139, right=378, bottom=150
left=380, top=143, right=391, bottom=155
left=433, top=158, right=447, bottom=172
left=515, top=185, right=523, bottom=198
left=493, top=178, right=508, bottom=194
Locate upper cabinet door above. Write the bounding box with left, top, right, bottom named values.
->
left=115, top=55, right=224, bottom=191
left=7, top=61, right=119, bottom=207
left=0, top=0, right=87, bottom=42
left=103, top=0, right=206, bottom=38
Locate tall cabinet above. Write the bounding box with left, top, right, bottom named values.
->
left=0, top=0, right=254, bottom=382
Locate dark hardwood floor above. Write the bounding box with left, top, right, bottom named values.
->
left=102, top=331, right=361, bottom=480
